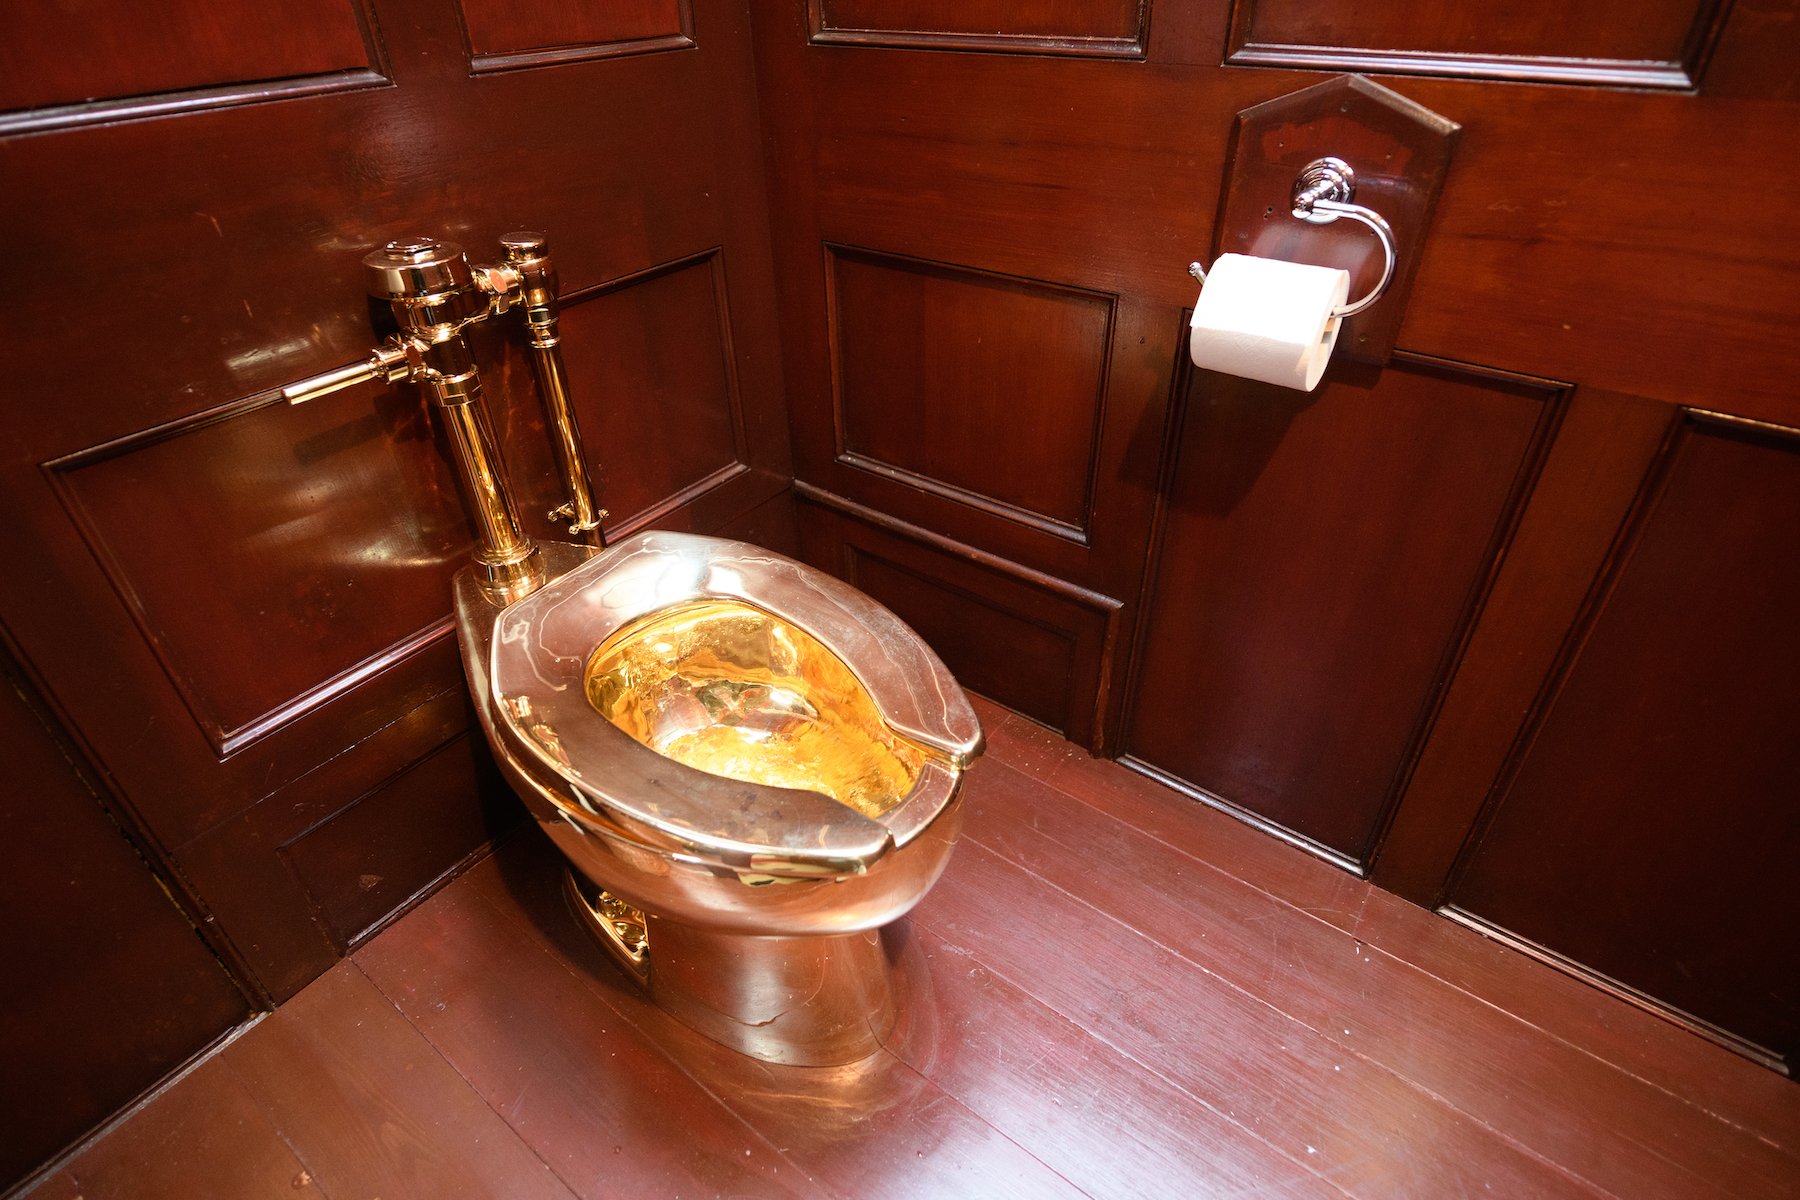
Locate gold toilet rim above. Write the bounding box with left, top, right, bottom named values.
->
left=486, top=532, right=982, bottom=875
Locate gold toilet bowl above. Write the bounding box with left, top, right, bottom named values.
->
left=455, top=531, right=982, bottom=1065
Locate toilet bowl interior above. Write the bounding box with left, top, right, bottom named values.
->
left=487, top=531, right=981, bottom=870
left=585, top=598, right=927, bottom=821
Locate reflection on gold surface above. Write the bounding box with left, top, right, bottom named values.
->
left=564, top=872, right=650, bottom=981
left=585, top=601, right=926, bottom=819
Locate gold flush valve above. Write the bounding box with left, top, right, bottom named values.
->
left=277, top=228, right=608, bottom=592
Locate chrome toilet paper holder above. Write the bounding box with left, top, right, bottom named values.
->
left=1188, top=157, right=1396, bottom=319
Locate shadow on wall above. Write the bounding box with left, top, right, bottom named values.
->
left=1136, top=354, right=1386, bottom=520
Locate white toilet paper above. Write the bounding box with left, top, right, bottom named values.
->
left=1187, top=253, right=1350, bottom=392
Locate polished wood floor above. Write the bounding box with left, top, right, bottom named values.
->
left=30, top=697, right=1800, bottom=1199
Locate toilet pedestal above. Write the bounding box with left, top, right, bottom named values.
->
left=566, top=871, right=898, bottom=1067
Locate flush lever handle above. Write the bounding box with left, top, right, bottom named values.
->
left=281, top=341, right=413, bottom=405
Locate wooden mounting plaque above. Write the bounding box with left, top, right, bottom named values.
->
left=1213, top=75, right=1459, bottom=364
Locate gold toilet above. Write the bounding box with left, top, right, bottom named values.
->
left=460, top=533, right=980, bottom=1065
left=284, top=233, right=981, bottom=1065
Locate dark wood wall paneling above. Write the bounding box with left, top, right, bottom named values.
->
left=1226, top=0, right=1731, bottom=87
left=6, top=0, right=1800, bottom=1185
left=811, top=0, right=1148, bottom=57
left=459, top=0, right=694, bottom=71
left=751, top=0, right=1800, bottom=1070
left=797, top=491, right=1121, bottom=744
left=0, top=1, right=384, bottom=132
left=1124, top=357, right=1563, bottom=870
left=490, top=249, right=757, bottom=535
left=1441, top=412, right=1800, bottom=1067
left=0, top=2, right=375, bottom=107
left=0, top=643, right=251, bottom=1186
left=0, top=0, right=790, bottom=1183
left=827, top=246, right=1115, bottom=542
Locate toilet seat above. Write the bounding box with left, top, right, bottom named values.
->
left=487, top=532, right=981, bottom=877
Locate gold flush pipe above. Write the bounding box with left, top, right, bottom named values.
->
left=281, top=232, right=608, bottom=597
left=501, top=232, right=603, bottom=542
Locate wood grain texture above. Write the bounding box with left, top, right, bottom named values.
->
left=1704, top=0, right=1800, bottom=98
left=716, top=485, right=803, bottom=557
left=357, top=877, right=818, bottom=1198
left=37, top=708, right=1799, bottom=1198
left=885, top=923, right=1343, bottom=1198
left=0, top=650, right=248, bottom=1189
left=491, top=252, right=750, bottom=536
left=1126, top=357, right=1559, bottom=866
left=812, top=0, right=1146, bottom=56
left=972, top=695, right=1373, bottom=935
left=0, top=1, right=373, bottom=114
left=171, top=675, right=483, bottom=1003
left=279, top=731, right=509, bottom=948
left=829, top=246, right=1113, bottom=538
left=48, top=383, right=469, bottom=754
left=757, top=37, right=1800, bottom=423
left=0, top=0, right=791, bottom=1026
left=915, top=834, right=1602, bottom=1196
left=7, top=3, right=1800, bottom=1188
left=963, top=758, right=1795, bottom=1199
left=34, top=1057, right=321, bottom=1200
left=1214, top=76, right=1459, bottom=364
left=754, top=25, right=1800, bottom=1049
left=1447, top=412, right=1800, bottom=1067
left=1350, top=887, right=1800, bottom=1157
left=1371, top=391, right=1675, bottom=901
left=972, top=700, right=1800, bottom=1185
left=226, top=961, right=577, bottom=1199
left=1226, top=0, right=1724, bottom=86
left=461, top=0, right=690, bottom=66
left=798, top=491, right=1120, bottom=745
left=386, top=840, right=1088, bottom=1199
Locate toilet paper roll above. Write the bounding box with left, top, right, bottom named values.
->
left=1188, top=253, right=1350, bottom=392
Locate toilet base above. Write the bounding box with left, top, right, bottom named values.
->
left=563, top=871, right=897, bottom=1067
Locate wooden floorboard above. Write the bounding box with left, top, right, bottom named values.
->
left=37, top=1055, right=323, bottom=1200
left=918, top=832, right=1603, bottom=1198
left=978, top=703, right=1372, bottom=935
left=356, top=870, right=821, bottom=1199
left=457, top=838, right=1088, bottom=1200
left=1352, top=886, right=1800, bottom=1153
left=959, top=754, right=1792, bottom=1199
left=224, top=961, right=576, bottom=1200
left=978, top=697, right=1800, bottom=1164
left=886, top=922, right=1345, bottom=1199
left=26, top=695, right=1800, bottom=1199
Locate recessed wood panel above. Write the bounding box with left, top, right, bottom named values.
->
left=1226, top=0, right=1725, bottom=87
left=49, top=387, right=472, bottom=754
left=0, top=0, right=794, bottom=1153
left=461, top=0, right=693, bottom=71
left=0, top=1, right=374, bottom=115
left=0, top=650, right=248, bottom=1187
left=175, top=683, right=486, bottom=1002
left=812, top=0, right=1147, bottom=57
left=852, top=553, right=1077, bottom=730
left=797, top=486, right=1120, bottom=743
left=1125, top=356, right=1561, bottom=869
left=509, top=252, right=746, bottom=534
left=828, top=246, right=1114, bottom=540
left=1447, top=412, right=1800, bottom=1066
left=282, top=733, right=507, bottom=948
